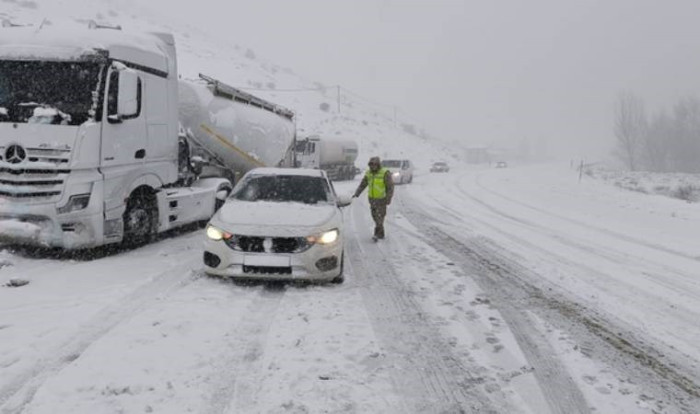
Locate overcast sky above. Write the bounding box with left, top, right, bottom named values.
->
left=138, top=0, right=700, bottom=159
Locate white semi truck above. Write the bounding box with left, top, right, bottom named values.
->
left=0, top=23, right=296, bottom=249
left=294, top=135, right=358, bottom=181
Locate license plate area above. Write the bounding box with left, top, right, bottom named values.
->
left=243, top=254, right=291, bottom=267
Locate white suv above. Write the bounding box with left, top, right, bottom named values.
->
left=381, top=159, right=414, bottom=184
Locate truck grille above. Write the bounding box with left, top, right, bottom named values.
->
left=225, top=235, right=311, bottom=253
left=0, top=167, right=69, bottom=201
left=0, top=147, right=71, bottom=165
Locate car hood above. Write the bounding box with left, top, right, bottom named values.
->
left=213, top=200, right=339, bottom=236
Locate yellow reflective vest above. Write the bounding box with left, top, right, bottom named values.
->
left=365, top=168, right=389, bottom=199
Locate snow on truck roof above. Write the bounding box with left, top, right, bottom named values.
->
left=0, top=23, right=171, bottom=74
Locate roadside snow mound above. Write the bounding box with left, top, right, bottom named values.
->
left=585, top=165, right=700, bottom=203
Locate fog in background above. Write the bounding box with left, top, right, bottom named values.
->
left=133, top=0, right=700, bottom=162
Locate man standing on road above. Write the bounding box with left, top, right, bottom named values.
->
left=353, top=156, right=394, bottom=241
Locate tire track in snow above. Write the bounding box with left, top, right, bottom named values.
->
left=462, top=174, right=700, bottom=295
left=397, top=205, right=591, bottom=414
left=453, top=182, right=700, bottom=302
left=400, top=199, right=700, bottom=412
left=445, top=173, right=700, bottom=356
left=345, top=200, right=501, bottom=413
left=0, top=256, right=203, bottom=414
left=473, top=173, right=700, bottom=262
left=411, top=172, right=700, bottom=335
left=203, top=284, right=286, bottom=414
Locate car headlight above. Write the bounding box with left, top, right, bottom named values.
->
left=307, top=228, right=339, bottom=245
left=206, top=225, right=232, bottom=241
left=392, top=172, right=400, bottom=177
left=57, top=193, right=91, bottom=214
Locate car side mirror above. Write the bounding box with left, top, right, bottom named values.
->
left=336, top=194, right=352, bottom=208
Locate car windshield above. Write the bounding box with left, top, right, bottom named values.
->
left=0, top=60, right=103, bottom=126
left=381, top=160, right=402, bottom=168
left=434, top=162, right=447, bottom=166
left=231, top=175, right=331, bottom=205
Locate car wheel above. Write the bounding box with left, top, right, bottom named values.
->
left=330, top=253, right=344, bottom=284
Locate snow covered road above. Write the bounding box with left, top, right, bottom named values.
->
left=1, top=163, right=699, bottom=413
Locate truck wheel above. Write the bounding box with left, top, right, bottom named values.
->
left=123, top=192, right=157, bottom=246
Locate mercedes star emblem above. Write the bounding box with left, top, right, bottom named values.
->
left=5, top=144, right=26, bottom=164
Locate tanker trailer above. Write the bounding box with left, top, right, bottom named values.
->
left=295, top=135, right=359, bottom=181
left=178, top=74, right=296, bottom=183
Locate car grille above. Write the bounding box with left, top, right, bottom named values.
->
left=225, top=235, right=311, bottom=253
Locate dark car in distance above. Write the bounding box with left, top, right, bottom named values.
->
left=430, top=161, right=450, bottom=173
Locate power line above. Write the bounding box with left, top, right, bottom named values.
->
left=239, top=83, right=396, bottom=113
left=238, top=82, right=426, bottom=131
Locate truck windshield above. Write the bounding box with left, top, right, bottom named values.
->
left=0, top=60, right=102, bottom=126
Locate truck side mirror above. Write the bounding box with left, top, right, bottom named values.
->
left=108, top=66, right=140, bottom=123
left=190, top=155, right=206, bottom=175
left=118, top=69, right=140, bottom=118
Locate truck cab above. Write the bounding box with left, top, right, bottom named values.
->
left=0, top=23, right=226, bottom=248
left=295, top=136, right=321, bottom=169
left=294, top=135, right=358, bottom=181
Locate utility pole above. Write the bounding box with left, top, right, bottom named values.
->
left=393, top=106, right=397, bottom=128
left=337, top=85, right=341, bottom=113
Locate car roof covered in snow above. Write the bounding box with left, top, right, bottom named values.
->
left=244, top=167, right=327, bottom=178
left=0, top=24, right=171, bottom=74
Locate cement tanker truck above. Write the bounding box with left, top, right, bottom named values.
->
left=0, top=23, right=295, bottom=249
left=295, top=135, right=359, bottom=181
left=178, top=74, right=296, bottom=185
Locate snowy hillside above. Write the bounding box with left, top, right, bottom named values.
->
left=1, top=0, right=454, bottom=170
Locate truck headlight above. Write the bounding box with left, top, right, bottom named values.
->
left=57, top=193, right=91, bottom=214
left=307, top=229, right=339, bottom=245
left=206, top=225, right=232, bottom=241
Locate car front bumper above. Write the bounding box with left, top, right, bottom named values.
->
left=202, top=236, right=343, bottom=282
